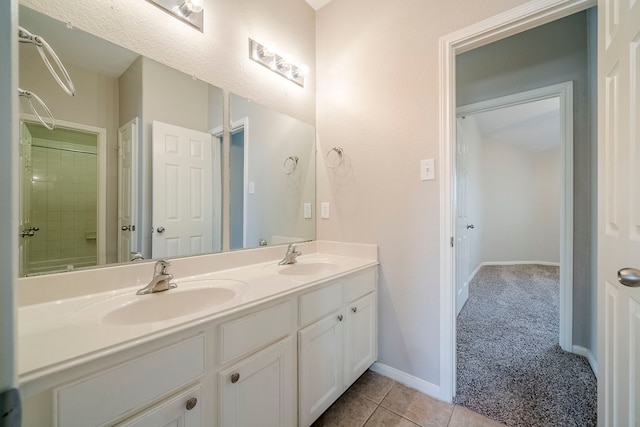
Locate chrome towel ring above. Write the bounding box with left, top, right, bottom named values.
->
left=18, top=89, right=55, bottom=130
left=325, top=147, right=344, bottom=168
left=283, top=156, right=299, bottom=175
left=19, top=26, right=76, bottom=97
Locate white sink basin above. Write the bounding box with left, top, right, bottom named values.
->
left=72, top=279, right=248, bottom=326
left=272, top=261, right=341, bottom=276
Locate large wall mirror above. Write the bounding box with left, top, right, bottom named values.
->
left=17, top=5, right=316, bottom=277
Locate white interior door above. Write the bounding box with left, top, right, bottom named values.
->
left=455, top=118, right=470, bottom=315
left=19, top=121, right=33, bottom=276
left=118, top=118, right=138, bottom=262
left=597, top=0, right=640, bottom=425
left=152, top=121, right=213, bottom=258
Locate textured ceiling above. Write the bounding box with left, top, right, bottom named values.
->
left=472, top=97, right=560, bottom=152
left=20, top=6, right=138, bottom=77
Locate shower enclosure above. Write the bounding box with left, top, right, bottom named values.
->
left=19, top=120, right=104, bottom=275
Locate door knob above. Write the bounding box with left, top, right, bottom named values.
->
left=466, top=224, right=475, bottom=229
left=156, top=226, right=165, bottom=233
left=185, top=397, right=197, bottom=410
left=618, top=268, right=640, bottom=288
left=121, top=225, right=136, bottom=231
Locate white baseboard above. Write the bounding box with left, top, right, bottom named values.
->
left=468, top=264, right=482, bottom=283
left=370, top=362, right=441, bottom=400
left=480, top=261, right=560, bottom=267
left=572, top=345, right=598, bottom=377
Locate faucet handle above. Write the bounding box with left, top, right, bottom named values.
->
left=155, top=259, right=171, bottom=275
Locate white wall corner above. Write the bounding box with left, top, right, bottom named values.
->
left=370, top=362, right=441, bottom=401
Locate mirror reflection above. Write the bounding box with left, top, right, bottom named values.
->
left=17, top=6, right=316, bottom=277
left=230, top=94, right=316, bottom=250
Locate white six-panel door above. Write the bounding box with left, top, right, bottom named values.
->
left=152, top=121, right=213, bottom=259
left=455, top=118, right=470, bottom=315
left=598, top=0, right=640, bottom=425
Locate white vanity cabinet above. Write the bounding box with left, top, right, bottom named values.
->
left=217, top=300, right=297, bottom=427
left=19, top=259, right=378, bottom=427
left=298, top=268, right=377, bottom=427
left=54, top=335, right=205, bottom=427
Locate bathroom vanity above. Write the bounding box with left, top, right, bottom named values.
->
left=17, top=241, right=378, bottom=426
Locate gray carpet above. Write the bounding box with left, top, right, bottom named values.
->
left=454, top=264, right=597, bottom=427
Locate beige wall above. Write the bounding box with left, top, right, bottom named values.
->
left=316, top=0, right=530, bottom=386
left=480, top=140, right=560, bottom=264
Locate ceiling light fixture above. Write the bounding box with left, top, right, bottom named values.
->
left=147, top=0, right=204, bottom=31
left=249, top=38, right=307, bottom=88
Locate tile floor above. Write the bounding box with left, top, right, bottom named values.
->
left=312, top=370, right=505, bottom=427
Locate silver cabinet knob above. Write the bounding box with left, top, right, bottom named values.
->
left=337, top=314, right=343, bottom=322
left=618, top=268, right=640, bottom=288
left=156, top=226, right=165, bottom=234
left=466, top=224, right=475, bottom=229
left=231, top=372, right=240, bottom=383
left=185, top=397, right=197, bottom=411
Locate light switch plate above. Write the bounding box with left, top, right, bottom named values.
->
left=420, top=159, right=435, bottom=181
left=320, top=202, right=330, bottom=219
left=304, top=203, right=312, bottom=219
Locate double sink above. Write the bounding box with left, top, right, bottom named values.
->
left=71, top=260, right=341, bottom=326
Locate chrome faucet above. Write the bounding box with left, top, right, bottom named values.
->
left=278, top=244, right=302, bottom=265
left=136, top=260, right=177, bottom=295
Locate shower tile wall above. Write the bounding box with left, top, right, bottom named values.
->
left=30, top=137, right=97, bottom=274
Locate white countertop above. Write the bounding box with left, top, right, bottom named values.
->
left=18, top=245, right=378, bottom=384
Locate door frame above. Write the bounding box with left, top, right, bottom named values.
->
left=230, top=118, right=249, bottom=249
left=20, top=114, right=107, bottom=267
left=210, top=125, right=224, bottom=254
left=438, top=0, right=596, bottom=402
left=456, top=81, right=574, bottom=351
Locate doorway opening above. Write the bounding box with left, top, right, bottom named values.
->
left=454, top=83, right=573, bottom=346
left=438, top=0, right=598, bottom=408
left=19, top=116, right=106, bottom=276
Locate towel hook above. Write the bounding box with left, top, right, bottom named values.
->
left=18, top=89, right=56, bottom=130
left=325, top=146, right=344, bottom=169
left=19, top=26, right=76, bottom=97
left=283, top=155, right=299, bottom=175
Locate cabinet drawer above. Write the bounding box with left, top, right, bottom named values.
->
left=220, top=301, right=294, bottom=364
left=299, top=281, right=343, bottom=326
left=55, top=335, right=205, bottom=427
left=115, top=384, right=202, bottom=426
left=344, top=268, right=377, bottom=302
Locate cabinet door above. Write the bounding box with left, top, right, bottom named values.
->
left=115, top=384, right=202, bottom=427
left=298, top=311, right=344, bottom=427
left=345, top=292, right=377, bottom=387
left=219, top=337, right=295, bottom=427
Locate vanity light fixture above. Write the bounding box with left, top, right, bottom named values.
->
left=146, top=0, right=204, bottom=31
left=249, top=38, right=308, bottom=88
